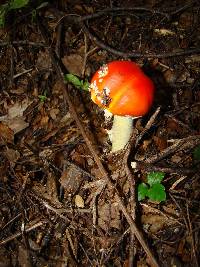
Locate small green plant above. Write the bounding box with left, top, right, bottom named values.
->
left=193, top=145, right=200, bottom=161
left=0, top=0, right=29, bottom=27
left=138, top=172, right=166, bottom=202
left=64, top=73, right=90, bottom=91
left=38, top=91, right=47, bottom=102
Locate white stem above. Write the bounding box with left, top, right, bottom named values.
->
left=111, top=115, right=133, bottom=152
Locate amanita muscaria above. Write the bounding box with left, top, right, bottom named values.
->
left=89, top=60, right=155, bottom=152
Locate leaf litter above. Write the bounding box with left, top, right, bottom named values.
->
left=0, top=0, right=200, bottom=266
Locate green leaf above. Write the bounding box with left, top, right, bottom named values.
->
left=82, top=80, right=90, bottom=91
left=147, top=183, right=166, bottom=202
left=9, top=0, right=29, bottom=10
left=193, top=145, right=200, bottom=161
left=138, top=183, right=149, bottom=201
left=64, top=74, right=82, bottom=88
left=0, top=9, right=6, bottom=28
left=38, top=95, right=47, bottom=102
left=147, top=172, right=165, bottom=186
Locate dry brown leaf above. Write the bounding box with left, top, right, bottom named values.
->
left=60, top=165, right=83, bottom=195
left=8, top=99, right=30, bottom=118
left=6, top=117, right=29, bottom=134
left=171, top=154, right=182, bottom=163
left=74, top=194, right=84, bottom=208
left=142, top=139, right=152, bottom=151
left=185, top=55, right=200, bottom=63
left=154, top=28, right=175, bottom=36
left=0, top=99, right=30, bottom=134
left=40, top=114, right=49, bottom=126
left=98, top=201, right=120, bottom=231
left=153, top=136, right=168, bottom=151
left=45, top=172, right=59, bottom=201
left=62, top=54, right=83, bottom=76
left=141, top=214, right=166, bottom=233
left=49, top=108, right=59, bottom=120
left=167, top=119, right=181, bottom=133
left=36, top=50, right=52, bottom=70
left=18, top=245, right=31, bottom=267
left=4, top=148, right=20, bottom=165
left=0, top=247, right=11, bottom=267
left=163, top=69, right=177, bottom=84
left=0, top=122, right=14, bottom=144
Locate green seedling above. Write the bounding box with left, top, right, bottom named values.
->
left=138, top=172, right=166, bottom=202
left=38, top=91, right=47, bottom=102
left=193, top=145, right=200, bottom=161
left=31, top=2, right=48, bottom=23
left=64, top=73, right=90, bottom=91
left=0, top=0, right=29, bottom=27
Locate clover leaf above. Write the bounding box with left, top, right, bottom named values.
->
left=138, top=183, right=149, bottom=201
left=146, top=183, right=166, bottom=202
left=137, top=172, right=166, bottom=203
left=147, top=172, right=165, bottom=186
left=193, top=145, right=200, bottom=161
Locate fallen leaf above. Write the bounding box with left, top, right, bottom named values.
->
left=153, top=136, right=168, bottom=151
left=49, top=108, right=59, bottom=120
left=60, top=165, right=83, bottom=195
left=74, top=194, right=84, bottom=208
left=98, top=201, right=120, bottom=231
left=154, top=28, right=175, bottom=36
left=0, top=122, right=14, bottom=144
left=142, top=214, right=166, bottom=233
left=36, top=50, right=52, bottom=70
left=4, top=148, right=20, bottom=165
left=171, top=154, right=182, bottom=163
left=6, top=117, right=29, bottom=134
left=8, top=99, right=30, bottom=118
left=18, top=245, right=31, bottom=267
left=62, top=54, right=83, bottom=76
left=0, top=99, right=31, bottom=134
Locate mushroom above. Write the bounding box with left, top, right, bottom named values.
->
left=89, top=60, right=155, bottom=152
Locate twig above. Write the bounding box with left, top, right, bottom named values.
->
left=164, top=114, right=198, bottom=134
left=37, top=17, right=160, bottom=267
left=186, top=204, right=198, bottom=267
left=0, top=220, right=47, bottom=246
left=169, top=176, right=187, bottom=190
left=0, top=40, right=47, bottom=47
left=103, top=228, right=130, bottom=264
left=81, top=34, right=99, bottom=77
left=13, top=68, right=33, bottom=79
left=0, top=212, right=22, bottom=231
left=134, top=162, right=195, bottom=175
left=31, top=191, right=91, bottom=217
left=78, top=7, right=169, bottom=21
left=82, top=22, right=200, bottom=59
left=135, top=107, right=161, bottom=148
left=140, top=203, right=184, bottom=226
left=55, top=22, right=62, bottom=58
left=9, top=43, right=14, bottom=87
left=169, top=193, right=189, bottom=231
left=145, top=135, right=200, bottom=164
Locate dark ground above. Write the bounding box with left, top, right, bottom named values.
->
left=0, top=0, right=200, bottom=266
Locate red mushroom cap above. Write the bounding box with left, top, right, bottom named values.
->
left=89, top=61, right=155, bottom=117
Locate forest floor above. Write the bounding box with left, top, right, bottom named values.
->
left=0, top=0, right=200, bottom=266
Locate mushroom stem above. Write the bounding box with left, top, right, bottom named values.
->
left=111, top=115, right=133, bottom=152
